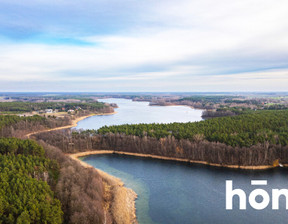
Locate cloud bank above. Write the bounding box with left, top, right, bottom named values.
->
left=0, top=0, right=288, bottom=91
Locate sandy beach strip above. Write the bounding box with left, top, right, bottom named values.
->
left=69, top=150, right=282, bottom=170
left=25, top=111, right=116, bottom=138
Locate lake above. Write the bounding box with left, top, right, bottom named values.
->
left=77, top=98, right=288, bottom=224
left=76, top=98, right=203, bottom=130
left=82, top=154, right=288, bottom=224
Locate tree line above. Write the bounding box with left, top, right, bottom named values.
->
left=34, top=129, right=288, bottom=167
left=0, top=101, right=110, bottom=113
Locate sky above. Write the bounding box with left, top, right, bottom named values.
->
left=0, top=0, right=288, bottom=92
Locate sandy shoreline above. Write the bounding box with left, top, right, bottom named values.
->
left=69, top=150, right=283, bottom=170
left=25, top=112, right=116, bottom=138
left=69, top=151, right=138, bottom=224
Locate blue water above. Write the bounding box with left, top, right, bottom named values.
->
left=76, top=98, right=203, bottom=130
left=82, top=154, right=288, bottom=224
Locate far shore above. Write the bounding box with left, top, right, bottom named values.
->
left=149, top=102, right=200, bottom=110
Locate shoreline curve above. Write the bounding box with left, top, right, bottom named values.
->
left=69, top=150, right=284, bottom=170
left=25, top=112, right=117, bottom=138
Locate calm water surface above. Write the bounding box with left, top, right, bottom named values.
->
left=82, top=154, right=288, bottom=224
left=76, top=98, right=203, bottom=130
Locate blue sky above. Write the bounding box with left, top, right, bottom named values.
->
left=0, top=0, right=288, bottom=92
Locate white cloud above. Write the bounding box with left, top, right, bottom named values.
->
left=0, top=0, right=288, bottom=91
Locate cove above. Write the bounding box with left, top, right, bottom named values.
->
left=82, top=154, right=288, bottom=224
left=76, top=98, right=203, bottom=130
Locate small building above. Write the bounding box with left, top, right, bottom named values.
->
left=67, top=109, right=75, bottom=113
left=45, top=109, right=53, bottom=113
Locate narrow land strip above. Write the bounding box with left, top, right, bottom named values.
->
left=69, top=154, right=138, bottom=224
left=25, top=112, right=116, bottom=138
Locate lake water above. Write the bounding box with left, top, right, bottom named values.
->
left=82, top=154, right=288, bottom=224
left=76, top=98, right=203, bottom=130
left=77, top=98, right=288, bottom=224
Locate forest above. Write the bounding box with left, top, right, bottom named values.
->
left=0, top=114, right=109, bottom=224
left=0, top=102, right=108, bottom=114
left=180, top=95, right=235, bottom=104
left=0, top=115, right=71, bottom=138
left=0, top=115, right=46, bottom=130
left=96, top=110, right=288, bottom=147
left=0, top=138, right=62, bottom=223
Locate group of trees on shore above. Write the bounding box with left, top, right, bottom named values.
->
left=0, top=115, right=72, bottom=138
left=146, top=95, right=288, bottom=114
left=35, top=129, right=288, bottom=167
left=38, top=141, right=108, bottom=224
left=0, top=115, right=46, bottom=130
left=96, top=110, right=288, bottom=147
